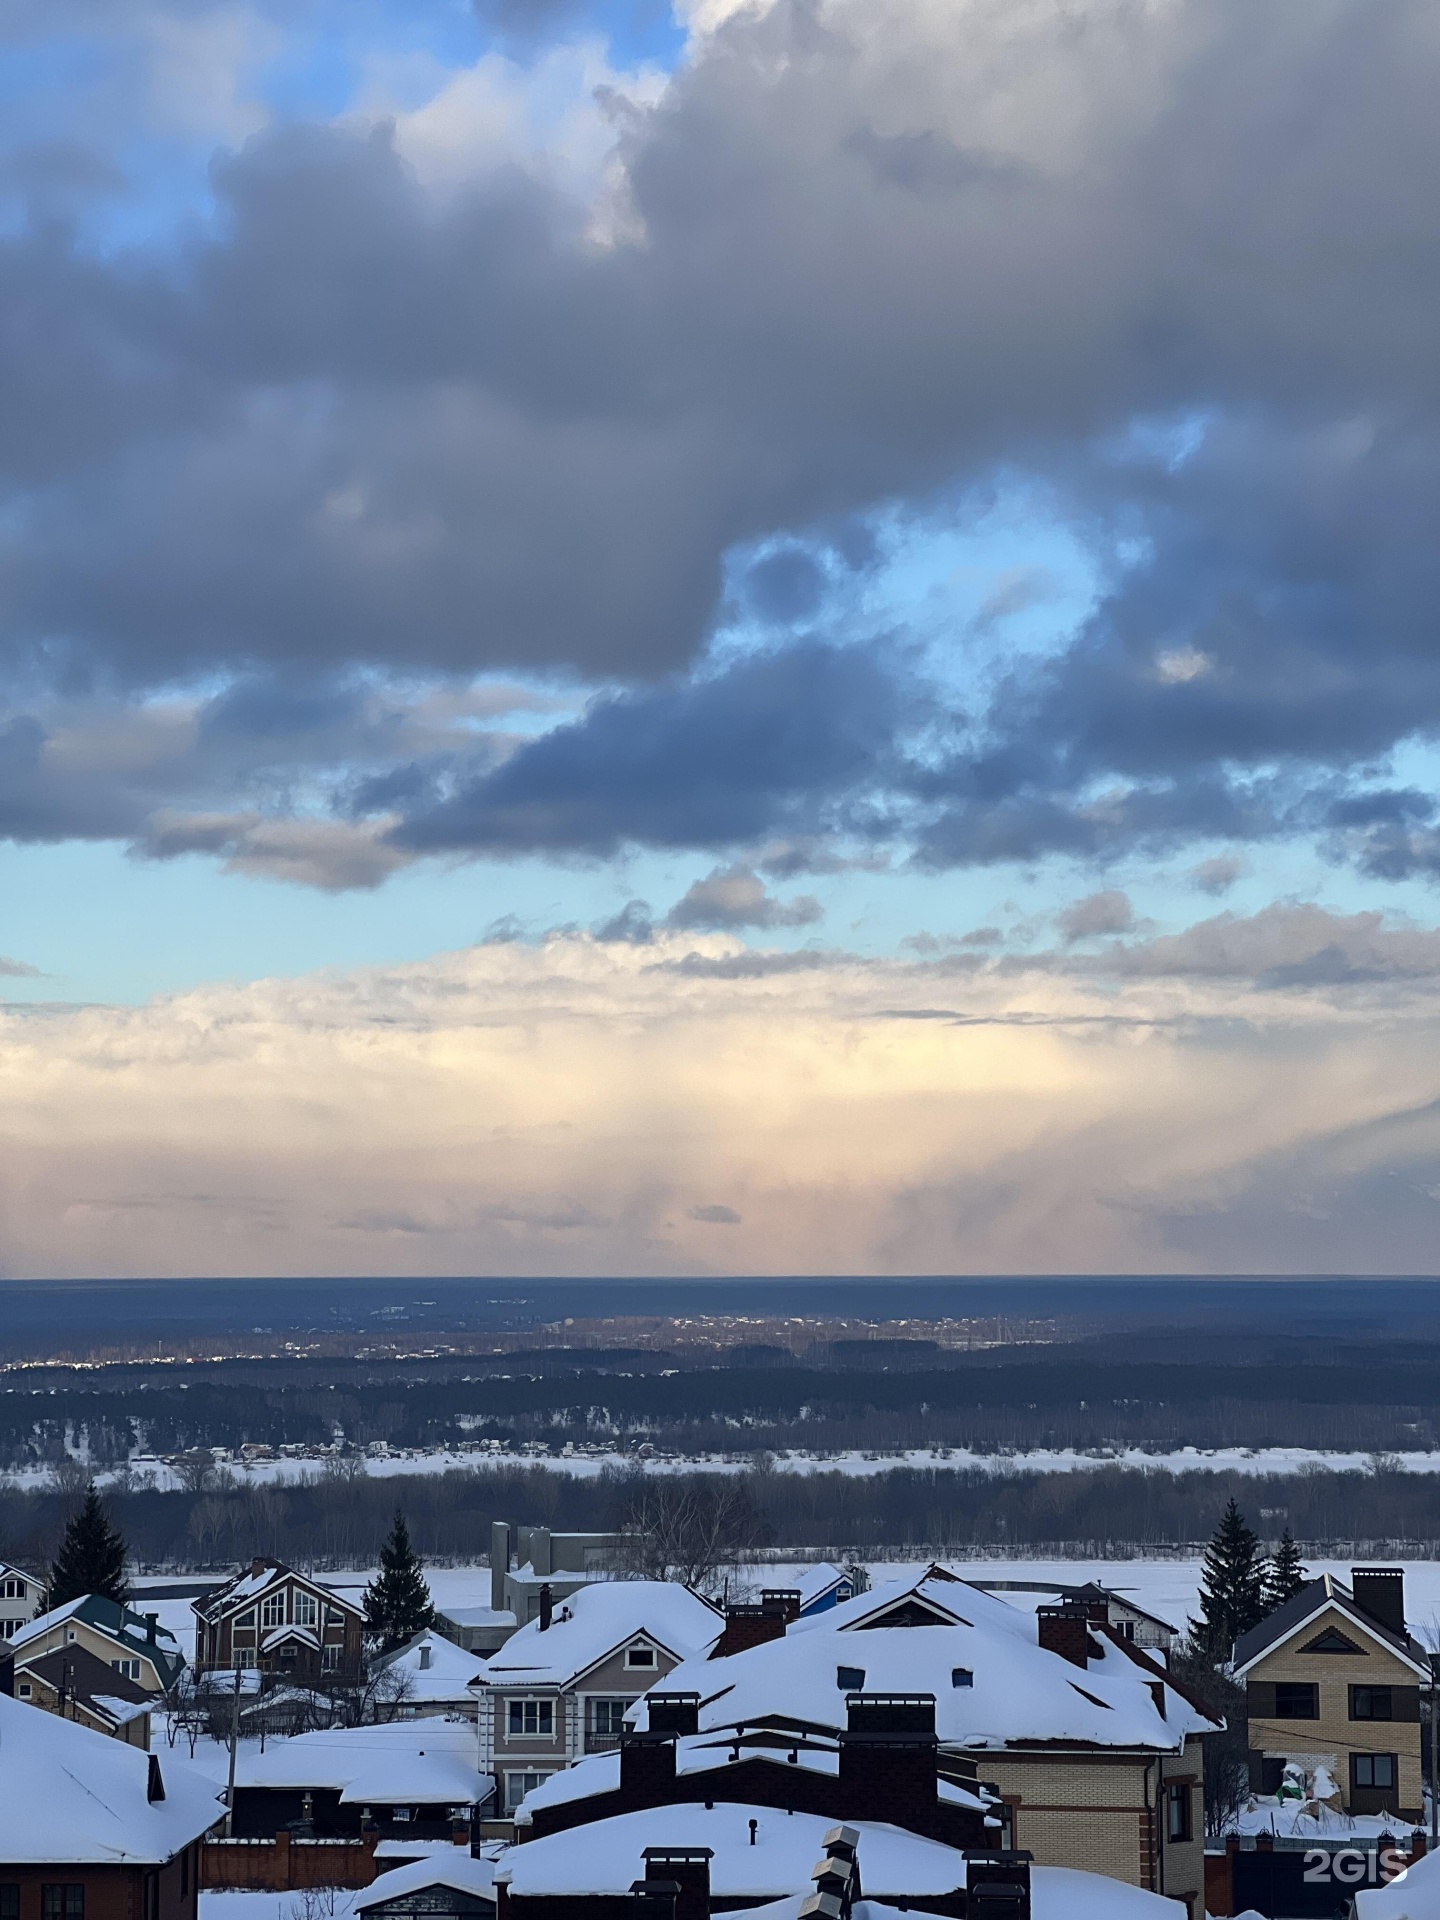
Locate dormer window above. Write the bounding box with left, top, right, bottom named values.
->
left=625, top=1644, right=656, bottom=1669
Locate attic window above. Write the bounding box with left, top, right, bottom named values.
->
left=626, top=1645, right=656, bottom=1669
left=951, top=1668, right=974, bottom=1689
left=1303, top=1627, right=1365, bottom=1655
left=17, top=1682, right=31, bottom=1698
left=837, top=1666, right=866, bottom=1692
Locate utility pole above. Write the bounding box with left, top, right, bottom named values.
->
left=224, top=1667, right=242, bottom=1838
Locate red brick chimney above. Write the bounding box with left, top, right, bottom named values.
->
left=1037, top=1605, right=1091, bottom=1668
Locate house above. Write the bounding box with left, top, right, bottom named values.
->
left=0, top=1564, right=46, bottom=1641
left=533, top=1570, right=1216, bottom=1918
left=476, top=1580, right=723, bottom=1819
left=969, top=1581, right=1179, bottom=1656
left=0, top=1687, right=220, bottom=1920
left=9, top=1641, right=157, bottom=1747
left=371, top=1630, right=487, bottom=1719
left=9, top=1595, right=186, bottom=1696
left=353, top=1849, right=502, bottom=1920
left=1232, top=1564, right=1430, bottom=1819
left=793, top=1565, right=866, bottom=1617
left=494, top=1800, right=1182, bottom=1920
left=229, top=1719, right=493, bottom=1845
left=192, top=1557, right=365, bottom=1681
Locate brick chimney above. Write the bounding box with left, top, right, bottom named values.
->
left=837, top=1694, right=937, bottom=1828
left=711, top=1596, right=792, bottom=1659
left=1352, top=1567, right=1406, bottom=1639
left=539, top=1583, right=553, bottom=1632
left=619, top=1730, right=677, bottom=1806
left=647, top=1692, right=700, bottom=1737
left=641, top=1847, right=712, bottom=1920
left=1037, top=1605, right=1091, bottom=1668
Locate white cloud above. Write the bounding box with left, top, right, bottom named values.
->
left=6, top=917, right=1440, bottom=1278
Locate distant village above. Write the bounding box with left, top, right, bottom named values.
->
left=4, top=1483, right=1438, bottom=1920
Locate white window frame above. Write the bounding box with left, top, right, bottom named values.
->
left=507, top=1696, right=555, bottom=1738
left=624, top=1643, right=656, bottom=1670
left=293, top=1590, right=318, bottom=1629
left=260, top=1590, right=286, bottom=1630
left=505, top=1770, right=552, bottom=1813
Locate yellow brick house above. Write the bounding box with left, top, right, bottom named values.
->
left=1232, top=1566, right=1430, bottom=1820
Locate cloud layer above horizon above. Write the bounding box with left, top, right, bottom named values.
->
left=6, top=907, right=1440, bottom=1279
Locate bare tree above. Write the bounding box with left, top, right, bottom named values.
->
left=608, top=1472, right=769, bottom=1593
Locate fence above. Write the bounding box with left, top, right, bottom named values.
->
left=201, top=1832, right=380, bottom=1893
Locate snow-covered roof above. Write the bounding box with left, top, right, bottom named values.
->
left=20, top=1643, right=158, bottom=1729
left=356, top=1850, right=502, bottom=1909
left=1356, top=1846, right=1440, bottom=1918
left=0, top=1691, right=221, bottom=1863
left=496, top=1804, right=968, bottom=1902
left=437, top=1607, right=516, bottom=1631
left=642, top=1582, right=1214, bottom=1752
left=786, top=1569, right=970, bottom=1636
left=11, top=1593, right=186, bottom=1688
left=749, top=1885, right=1182, bottom=1920
left=195, top=1558, right=363, bottom=1625
left=235, top=1720, right=490, bottom=1807
left=374, top=1631, right=487, bottom=1702
left=513, top=1732, right=994, bottom=1829
left=480, top=1580, right=722, bottom=1691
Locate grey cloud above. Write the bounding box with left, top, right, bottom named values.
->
left=1059, top=889, right=1134, bottom=942
left=0, top=953, right=41, bottom=977
left=140, top=811, right=410, bottom=890
left=593, top=899, right=655, bottom=943
left=689, top=1202, right=741, bottom=1224
left=1097, top=904, right=1440, bottom=989
left=665, top=863, right=822, bottom=932
left=1192, top=855, right=1247, bottom=896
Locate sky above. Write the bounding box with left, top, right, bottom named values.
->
left=4, top=0, right=1440, bottom=1277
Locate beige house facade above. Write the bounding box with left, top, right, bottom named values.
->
left=1233, top=1567, right=1428, bottom=1820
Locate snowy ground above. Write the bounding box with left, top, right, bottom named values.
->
left=11, top=1440, right=1440, bottom=1496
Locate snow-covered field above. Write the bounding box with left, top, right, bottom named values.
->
left=12, top=1440, right=1440, bottom=1495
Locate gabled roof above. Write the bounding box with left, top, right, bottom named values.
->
left=19, top=1643, right=157, bottom=1730
left=1232, top=1575, right=1430, bottom=1678
left=355, top=1849, right=501, bottom=1912
left=788, top=1569, right=972, bottom=1637
left=11, top=1593, right=187, bottom=1691
left=193, top=1557, right=363, bottom=1625
left=373, top=1628, right=487, bottom=1701
left=0, top=1691, right=220, bottom=1863
left=480, top=1580, right=723, bottom=1691
left=235, top=1719, right=491, bottom=1806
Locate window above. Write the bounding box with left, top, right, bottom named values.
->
left=391, top=1808, right=413, bottom=1823
left=836, top=1666, right=866, bottom=1693
left=1, top=1885, right=19, bottom=1920
left=1166, top=1783, right=1193, bottom=1843
left=1353, top=1753, right=1398, bottom=1791
left=234, top=1610, right=255, bottom=1631
left=234, top=1649, right=256, bottom=1670
left=260, top=1591, right=286, bottom=1629
left=322, top=1644, right=341, bottom=1671
left=112, top=1658, right=141, bottom=1680
left=293, top=1591, right=318, bottom=1629
left=325, top=1606, right=345, bottom=1627
left=506, top=1771, right=551, bottom=1813
left=593, top=1700, right=628, bottom=1735
left=1273, top=1683, right=1318, bottom=1719
left=508, top=1697, right=554, bottom=1737
left=625, top=1644, right=655, bottom=1669
left=951, top=1668, right=974, bottom=1689
left=17, top=1682, right=31, bottom=1698
left=1118, top=1621, right=1136, bottom=1641
left=1352, top=1686, right=1394, bottom=1720
left=42, top=1887, right=83, bottom=1920
left=1303, top=1627, right=1364, bottom=1655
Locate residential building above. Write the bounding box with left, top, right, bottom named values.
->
left=192, top=1557, right=365, bottom=1681
left=970, top=1580, right=1179, bottom=1656
left=1232, top=1564, right=1429, bottom=1819
left=0, top=1687, right=220, bottom=1920
left=0, top=1564, right=46, bottom=1642
left=371, top=1630, right=487, bottom=1719
left=354, top=1850, right=501, bottom=1920
left=229, top=1719, right=493, bottom=1846
left=9, top=1595, right=186, bottom=1696
left=526, top=1570, right=1217, bottom=1917
left=9, top=1642, right=156, bottom=1747
left=475, top=1580, right=723, bottom=1818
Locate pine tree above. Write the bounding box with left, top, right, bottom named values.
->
left=48, top=1482, right=128, bottom=1608
left=364, top=1509, right=434, bottom=1652
left=1262, top=1528, right=1307, bottom=1613
left=1194, top=1498, right=1265, bottom=1659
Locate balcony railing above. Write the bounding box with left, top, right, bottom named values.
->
left=584, top=1731, right=623, bottom=1754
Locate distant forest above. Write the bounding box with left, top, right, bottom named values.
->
left=4, top=1339, right=1440, bottom=1467
left=6, top=1461, right=1440, bottom=1576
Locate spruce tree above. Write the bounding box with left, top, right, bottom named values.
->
left=1262, top=1528, right=1307, bottom=1613
left=364, top=1509, right=434, bottom=1652
left=1194, top=1498, right=1265, bottom=1658
left=48, top=1482, right=128, bottom=1608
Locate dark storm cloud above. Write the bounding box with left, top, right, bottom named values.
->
left=4, top=0, right=1440, bottom=873
left=387, top=641, right=899, bottom=856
